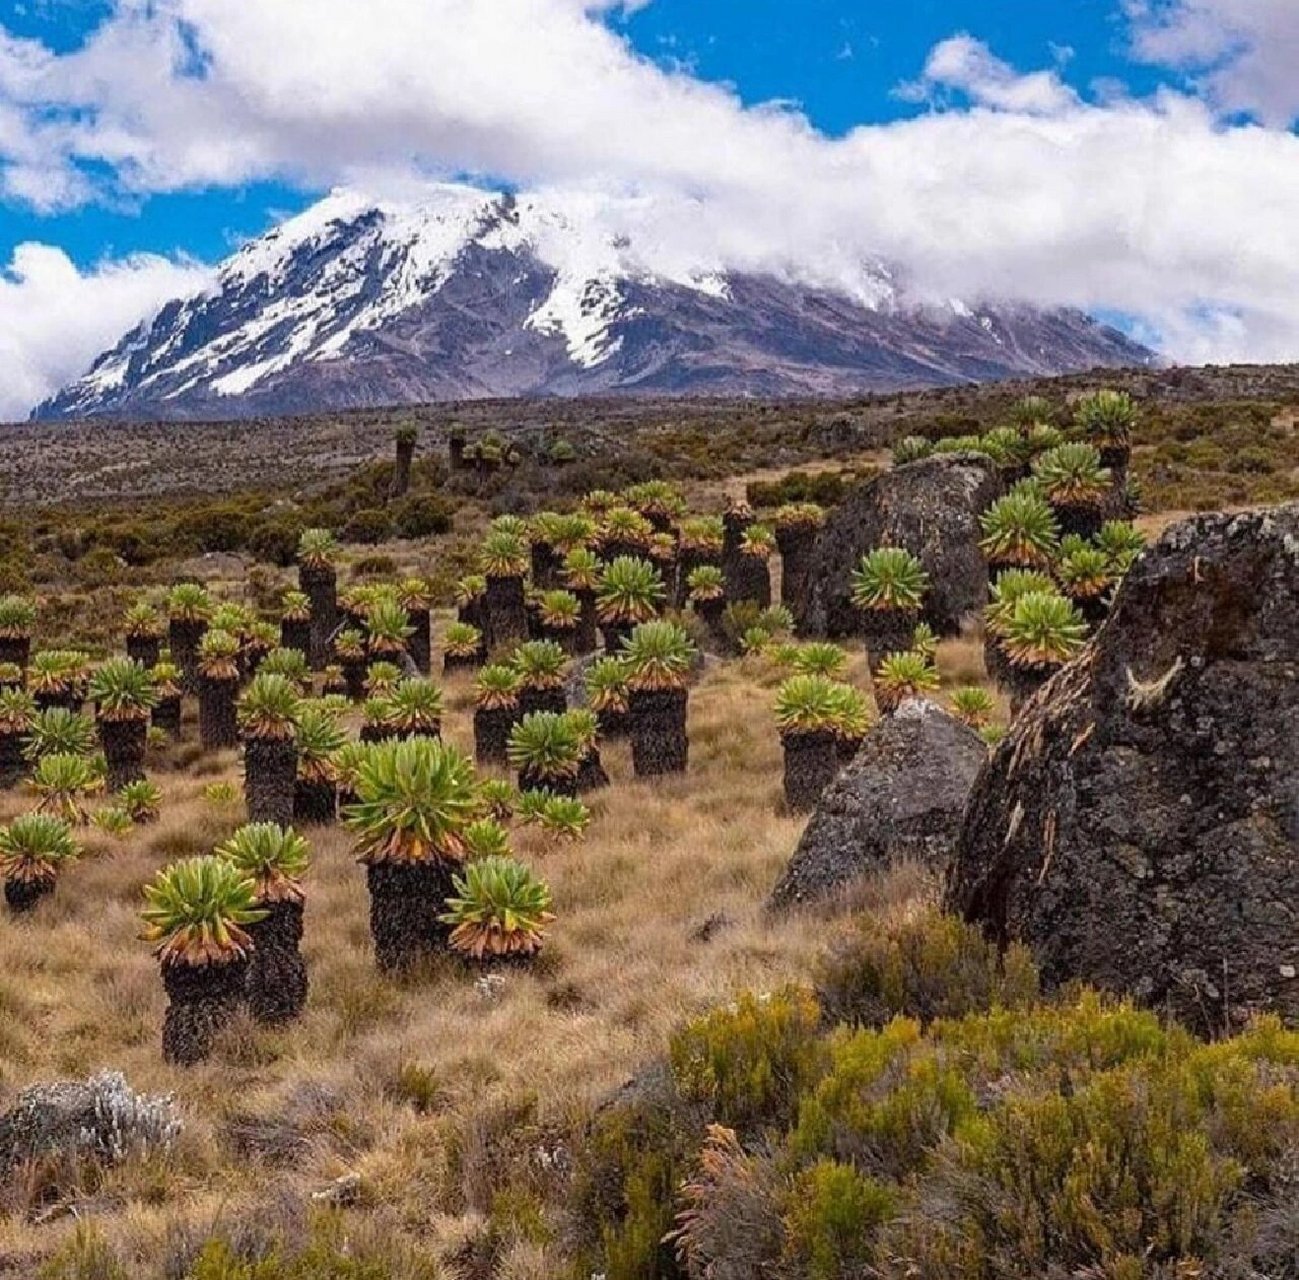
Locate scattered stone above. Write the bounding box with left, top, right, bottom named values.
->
left=769, top=699, right=987, bottom=912
left=312, top=1172, right=363, bottom=1206
left=795, top=455, right=1002, bottom=638
left=948, top=504, right=1299, bottom=1033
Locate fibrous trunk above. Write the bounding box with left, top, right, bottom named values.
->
left=576, top=748, right=610, bottom=793
left=244, top=736, right=297, bottom=826
left=125, top=635, right=161, bottom=669
left=161, top=957, right=249, bottom=1066
left=519, top=686, right=567, bottom=718
left=1006, top=661, right=1059, bottom=715
left=781, top=730, right=840, bottom=814
left=629, top=687, right=689, bottom=777
left=245, top=900, right=308, bottom=1024
left=861, top=610, right=919, bottom=672
left=406, top=610, right=431, bottom=675
left=169, top=619, right=207, bottom=696
left=199, top=677, right=239, bottom=750
left=293, top=779, right=337, bottom=826
left=775, top=528, right=816, bottom=613
left=474, top=707, right=515, bottom=767
left=518, top=766, right=579, bottom=798
left=0, top=636, right=30, bottom=670
left=484, top=575, right=527, bottom=651
left=153, top=697, right=182, bottom=740
left=575, top=590, right=598, bottom=655
left=5, top=877, right=52, bottom=913
left=365, top=861, right=455, bottom=972
left=0, top=731, right=26, bottom=787
left=98, top=717, right=148, bottom=792
left=280, top=618, right=311, bottom=656
left=300, top=564, right=338, bottom=671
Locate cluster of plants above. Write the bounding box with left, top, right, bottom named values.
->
left=572, top=911, right=1299, bottom=1280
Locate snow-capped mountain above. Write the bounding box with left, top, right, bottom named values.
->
left=36, top=184, right=1152, bottom=420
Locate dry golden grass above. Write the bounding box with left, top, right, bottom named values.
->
left=0, top=627, right=987, bottom=1273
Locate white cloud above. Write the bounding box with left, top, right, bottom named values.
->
left=0, top=244, right=209, bottom=420
left=1, top=2, right=1299, bottom=416
left=1127, top=0, right=1299, bottom=126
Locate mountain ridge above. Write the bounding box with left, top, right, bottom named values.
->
left=35, top=184, right=1153, bottom=421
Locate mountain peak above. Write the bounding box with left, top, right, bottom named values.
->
left=36, top=183, right=1152, bottom=421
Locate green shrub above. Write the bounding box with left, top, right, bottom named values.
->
left=341, top=508, right=393, bottom=545
left=392, top=493, right=454, bottom=538
left=669, top=988, right=825, bottom=1134
left=247, top=518, right=303, bottom=566
left=783, top=1160, right=897, bottom=1280
left=817, top=912, right=1038, bottom=1028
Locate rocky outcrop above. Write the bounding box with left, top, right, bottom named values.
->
left=947, top=504, right=1299, bottom=1033
left=795, top=456, right=1002, bottom=638
left=769, top=699, right=987, bottom=912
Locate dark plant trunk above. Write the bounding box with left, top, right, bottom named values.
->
left=576, top=748, right=610, bottom=793
left=474, top=707, right=516, bottom=766
left=161, top=957, right=249, bottom=1066
left=530, top=542, right=560, bottom=591
left=721, top=510, right=752, bottom=602
left=781, top=731, right=840, bottom=814
left=169, top=619, right=207, bottom=695
left=280, top=618, right=311, bottom=657
left=98, top=717, right=148, bottom=792
left=34, top=689, right=83, bottom=714
left=1099, top=444, right=1131, bottom=476
left=836, top=734, right=864, bottom=765
left=526, top=601, right=544, bottom=641
left=126, top=635, right=161, bottom=669
left=394, top=723, right=441, bottom=743
left=603, top=539, right=645, bottom=563
left=983, top=634, right=1013, bottom=690
left=341, top=657, right=368, bottom=702
left=729, top=554, right=772, bottom=608
left=406, top=610, right=431, bottom=675
left=390, top=439, right=415, bottom=500
left=0, top=731, right=27, bottom=787
left=860, top=610, right=919, bottom=671
left=5, top=877, right=52, bottom=914
left=575, top=589, right=598, bottom=654
left=484, top=575, right=527, bottom=651
left=0, top=636, right=30, bottom=670
left=628, top=687, right=689, bottom=776
left=443, top=651, right=482, bottom=676
left=245, top=900, right=308, bottom=1024
left=294, top=779, right=337, bottom=826
left=458, top=598, right=484, bottom=632
left=694, top=596, right=729, bottom=651
left=300, top=564, right=338, bottom=671
left=449, top=433, right=467, bottom=471
left=600, top=621, right=634, bottom=656
left=244, top=736, right=297, bottom=826
left=1052, top=503, right=1104, bottom=542
left=153, top=696, right=182, bottom=740
left=365, top=861, right=454, bottom=972
left=198, top=677, right=239, bottom=750
left=519, top=686, right=567, bottom=718
left=360, top=723, right=396, bottom=745
left=517, top=767, right=579, bottom=798
left=775, top=528, right=816, bottom=612
left=541, top=623, right=577, bottom=656
left=1070, top=593, right=1111, bottom=631
left=596, top=707, right=630, bottom=740
left=1006, top=661, right=1060, bottom=715
left=651, top=557, right=679, bottom=611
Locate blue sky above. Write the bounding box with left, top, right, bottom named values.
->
left=1, top=0, right=1297, bottom=417
left=0, top=0, right=1175, bottom=269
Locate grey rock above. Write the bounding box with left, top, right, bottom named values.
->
left=947, top=503, right=1299, bottom=1033
left=795, top=455, right=1003, bottom=638
left=769, top=698, right=987, bottom=912
left=0, top=1072, right=180, bottom=1175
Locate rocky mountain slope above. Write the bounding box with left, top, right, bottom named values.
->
left=36, top=185, right=1153, bottom=421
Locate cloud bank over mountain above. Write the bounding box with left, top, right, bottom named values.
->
left=1, top=0, right=1298, bottom=417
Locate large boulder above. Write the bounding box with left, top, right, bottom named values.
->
left=769, top=698, right=987, bottom=912
left=947, top=504, right=1299, bottom=1032
left=0, top=1072, right=180, bottom=1176
left=795, top=455, right=1002, bottom=638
